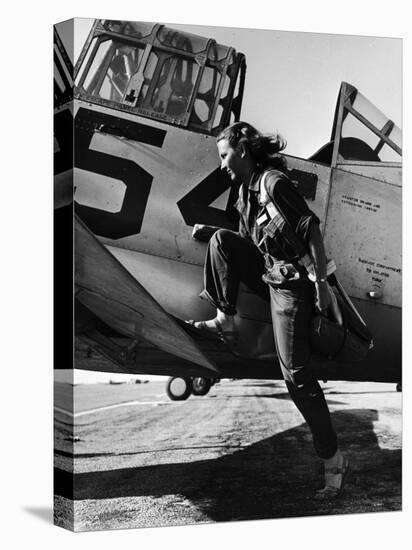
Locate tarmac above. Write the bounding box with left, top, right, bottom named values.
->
left=54, top=378, right=402, bottom=531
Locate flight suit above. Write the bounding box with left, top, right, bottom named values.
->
left=200, top=169, right=338, bottom=459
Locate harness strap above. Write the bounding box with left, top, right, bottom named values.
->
left=259, top=170, right=336, bottom=281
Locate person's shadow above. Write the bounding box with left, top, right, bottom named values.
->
left=55, top=408, right=401, bottom=523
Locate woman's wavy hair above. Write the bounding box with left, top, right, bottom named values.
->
left=216, top=121, right=287, bottom=171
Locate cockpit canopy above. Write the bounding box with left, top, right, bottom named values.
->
left=337, top=82, right=401, bottom=162
left=74, top=20, right=246, bottom=135
left=310, top=82, right=401, bottom=165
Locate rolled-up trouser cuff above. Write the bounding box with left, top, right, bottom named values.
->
left=199, top=289, right=237, bottom=315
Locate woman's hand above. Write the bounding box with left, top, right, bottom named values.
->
left=315, top=281, right=331, bottom=313
left=192, top=224, right=218, bottom=242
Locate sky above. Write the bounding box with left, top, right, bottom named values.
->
left=69, top=18, right=401, bottom=158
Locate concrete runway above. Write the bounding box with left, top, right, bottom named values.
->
left=54, top=379, right=401, bottom=531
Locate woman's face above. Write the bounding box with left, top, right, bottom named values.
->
left=217, top=138, right=244, bottom=182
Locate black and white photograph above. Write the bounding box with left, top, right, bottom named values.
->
left=52, top=15, right=402, bottom=532
left=5, top=2, right=409, bottom=547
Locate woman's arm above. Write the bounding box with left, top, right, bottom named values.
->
left=307, top=222, right=331, bottom=312
left=191, top=218, right=250, bottom=242
left=191, top=224, right=219, bottom=242
left=266, top=173, right=330, bottom=309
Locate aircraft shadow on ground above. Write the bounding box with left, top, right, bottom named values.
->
left=55, top=408, right=401, bottom=521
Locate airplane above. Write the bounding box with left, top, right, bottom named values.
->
left=54, top=19, right=402, bottom=400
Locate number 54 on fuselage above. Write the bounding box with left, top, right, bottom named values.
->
left=54, top=19, right=402, bottom=396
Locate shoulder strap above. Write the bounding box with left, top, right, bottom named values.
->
left=259, top=171, right=269, bottom=204
left=260, top=170, right=336, bottom=281
left=259, top=170, right=280, bottom=219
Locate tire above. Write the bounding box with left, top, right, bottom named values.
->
left=192, top=377, right=212, bottom=396
left=166, top=377, right=193, bottom=401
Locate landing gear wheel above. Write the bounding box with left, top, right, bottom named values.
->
left=166, top=377, right=193, bottom=401
left=192, top=377, right=212, bottom=396
left=396, top=382, right=402, bottom=392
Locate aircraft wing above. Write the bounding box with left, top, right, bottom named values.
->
left=75, top=215, right=218, bottom=374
